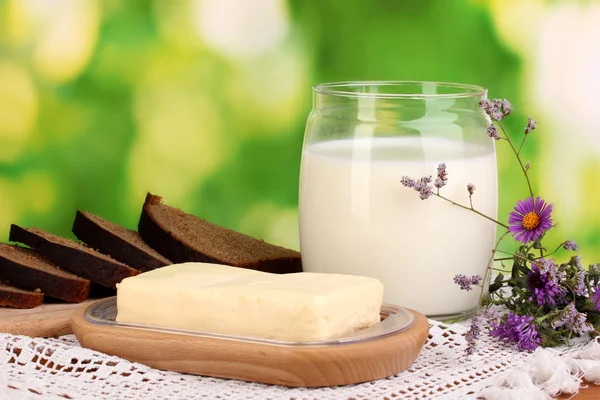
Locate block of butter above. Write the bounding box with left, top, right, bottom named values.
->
left=116, top=262, right=384, bottom=341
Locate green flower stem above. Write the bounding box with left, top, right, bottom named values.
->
left=478, top=230, right=511, bottom=305
left=434, top=193, right=510, bottom=230
left=494, top=248, right=533, bottom=264
left=517, top=133, right=527, bottom=156
left=498, top=122, right=535, bottom=201
left=541, top=243, right=568, bottom=259
left=535, top=313, right=553, bottom=324
left=586, top=277, right=593, bottom=297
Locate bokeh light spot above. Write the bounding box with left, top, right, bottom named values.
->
left=224, top=44, right=310, bottom=137
left=193, top=0, right=289, bottom=58
left=128, top=55, right=233, bottom=211
left=29, top=0, right=100, bottom=83
left=238, top=203, right=299, bottom=251
left=17, top=171, right=57, bottom=214
left=0, top=62, right=38, bottom=163
left=0, top=178, right=20, bottom=241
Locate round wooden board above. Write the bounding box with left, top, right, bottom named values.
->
left=71, top=302, right=429, bottom=387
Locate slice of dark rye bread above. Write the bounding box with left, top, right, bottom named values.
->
left=138, top=193, right=302, bottom=274
left=0, top=282, right=44, bottom=309
left=9, top=225, right=141, bottom=289
left=0, top=244, right=90, bottom=303
left=72, top=211, right=171, bottom=272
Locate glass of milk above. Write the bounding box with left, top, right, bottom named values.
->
left=299, top=81, right=497, bottom=320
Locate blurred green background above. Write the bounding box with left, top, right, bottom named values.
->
left=0, top=0, right=599, bottom=262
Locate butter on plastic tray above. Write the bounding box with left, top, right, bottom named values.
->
left=116, top=262, right=384, bottom=341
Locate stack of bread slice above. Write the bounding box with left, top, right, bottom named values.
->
left=0, top=193, right=302, bottom=309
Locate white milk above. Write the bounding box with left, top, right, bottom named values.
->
left=299, top=137, right=497, bottom=317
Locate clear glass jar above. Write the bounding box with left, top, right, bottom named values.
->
left=299, top=81, right=497, bottom=320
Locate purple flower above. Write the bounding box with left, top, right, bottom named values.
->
left=508, top=197, right=553, bottom=243
left=419, top=185, right=433, bottom=200
left=526, top=261, right=565, bottom=306
left=434, top=163, right=448, bottom=189
left=454, top=274, right=483, bottom=291
left=591, top=286, right=600, bottom=311
left=491, top=111, right=504, bottom=121
left=402, top=174, right=435, bottom=200
left=563, top=240, right=578, bottom=251
left=486, top=124, right=500, bottom=140
left=551, top=302, right=593, bottom=335
left=467, top=183, right=476, bottom=195
left=502, top=99, right=512, bottom=116
left=573, top=256, right=588, bottom=297
left=525, top=116, right=537, bottom=134
left=401, top=176, right=415, bottom=188
left=490, top=312, right=541, bottom=351
left=465, top=315, right=482, bottom=355
left=479, top=98, right=493, bottom=114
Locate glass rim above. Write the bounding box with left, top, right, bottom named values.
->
left=313, top=80, right=487, bottom=99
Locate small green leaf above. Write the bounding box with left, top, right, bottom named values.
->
left=489, top=282, right=502, bottom=293
left=532, top=237, right=546, bottom=251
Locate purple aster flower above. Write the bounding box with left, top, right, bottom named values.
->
left=454, top=274, right=483, bottom=291
left=551, top=302, right=593, bottom=335
left=526, top=262, right=565, bottom=306
left=490, top=312, right=541, bottom=351
left=508, top=196, right=553, bottom=243
left=563, top=240, right=578, bottom=251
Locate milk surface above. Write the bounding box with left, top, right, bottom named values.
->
left=299, top=137, right=497, bottom=317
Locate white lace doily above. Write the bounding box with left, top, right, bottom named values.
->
left=0, top=319, right=596, bottom=400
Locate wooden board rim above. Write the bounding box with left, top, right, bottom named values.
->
left=71, top=300, right=429, bottom=387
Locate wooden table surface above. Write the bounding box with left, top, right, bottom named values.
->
left=562, top=384, right=599, bottom=399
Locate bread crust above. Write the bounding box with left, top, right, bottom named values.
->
left=0, top=282, right=44, bottom=309
left=9, top=225, right=140, bottom=289
left=73, top=211, right=171, bottom=272
left=138, top=193, right=302, bottom=273
left=0, top=244, right=90, bottom=302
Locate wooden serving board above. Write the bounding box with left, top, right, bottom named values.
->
left=72, top=301, right=429, bottom=387
left=0, top=300, right=96, bottom=337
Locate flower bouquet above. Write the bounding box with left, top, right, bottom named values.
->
left=401, top=98, right=600, bottom=353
